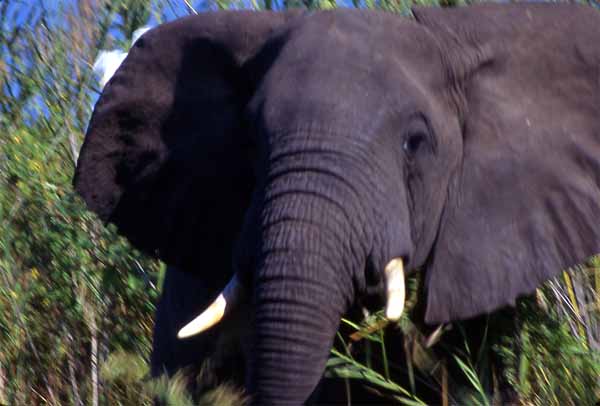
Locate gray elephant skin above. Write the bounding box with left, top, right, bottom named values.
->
left=74, top=4, right=600, bottom=405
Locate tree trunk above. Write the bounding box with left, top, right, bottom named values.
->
left=0, top=362, right=6, bottom=405
left=90, top=316, right=99, bottom=406
left=66, top=330, right=83, bottom=406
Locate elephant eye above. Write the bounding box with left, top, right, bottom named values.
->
left=403, top=131, right=426, bottom=155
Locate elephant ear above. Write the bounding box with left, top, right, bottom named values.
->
left=414, top=4, right=600, bottom=323
left=74, top=11, right=294, bottom=270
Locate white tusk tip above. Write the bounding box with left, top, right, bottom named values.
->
left=385, top=295, right=405, bottom=321
left=177, top=329, right=192, bottom=340
left=176, top=275, right=246, bottom=340
left=176, top=295, right=226, bottom=340
left=384, top=258, right=405, bottom=321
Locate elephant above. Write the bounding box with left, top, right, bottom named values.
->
left=74, top=3, right=600, bottom=405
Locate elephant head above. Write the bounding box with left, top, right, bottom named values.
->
left=74, top=4, right=600, bottom=405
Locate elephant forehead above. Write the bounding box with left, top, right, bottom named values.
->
left=251, top=10, right=445, bottom=135
left=280, top=10, right=439, bottom=68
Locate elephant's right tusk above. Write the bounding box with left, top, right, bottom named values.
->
left=384, top=258, right=405, bottom=321
left=177, top=274, right=244, bottom=339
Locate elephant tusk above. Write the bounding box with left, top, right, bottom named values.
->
left=384, top=258, right=405, bottom=321
left=177, top=274, right=243, bottom=339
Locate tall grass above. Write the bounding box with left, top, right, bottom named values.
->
left=325, top=264, right=600, bottom=405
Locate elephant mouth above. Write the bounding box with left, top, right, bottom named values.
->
left=176, top=257, right=407, bottom=339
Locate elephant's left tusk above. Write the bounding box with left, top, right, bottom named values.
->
left=177, top=274, right=243, bottom=339
left=384, top=258, right=405, bottom=321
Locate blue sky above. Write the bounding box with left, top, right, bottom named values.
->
left=7, top=0, right=360, bottom=33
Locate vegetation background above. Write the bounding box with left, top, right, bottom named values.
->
left=2, top=0, right=600, bottom=404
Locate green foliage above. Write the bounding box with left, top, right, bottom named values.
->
left=0, top=1, right=162, bottom=403
left=496, top=297, right=600, bottom=406
left=101, top=351, right=151, bottom=404
left=327, top=271, right=600, bottom=405
left=450, top=325, right=492, bottom=406
left=195, top=383, right=248, bottom=406
left=100, top=351, right=247, bottom=405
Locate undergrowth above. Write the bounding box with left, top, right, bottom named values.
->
left=99, top=264, right=600, bottom=405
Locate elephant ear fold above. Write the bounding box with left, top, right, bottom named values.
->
left=74, top=11, right=293, bottom=269
left=414, top=4, right=600, bottom=323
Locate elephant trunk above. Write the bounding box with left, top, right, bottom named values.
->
left=248, top=150, right=369, bottom=405
left=249, top=252, right=347, bottom=405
